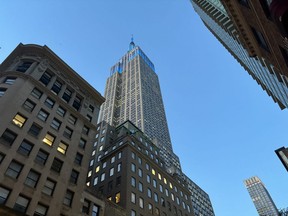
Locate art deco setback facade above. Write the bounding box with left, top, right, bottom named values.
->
left=244, top=176, right=279, bottom=216
left=190, top=0, right=288, bottom=109
left=87, top=120, right=194, bottom=216
left=0, top=43, right=106, bottom=216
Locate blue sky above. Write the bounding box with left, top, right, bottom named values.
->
left=1, top=1, right=288, bottom=215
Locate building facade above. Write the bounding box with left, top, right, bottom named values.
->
left=0, top=43, right=106, bottom=216
left=275, top=146, right=288, bottom=172
left=99, top=40, right=180, bottom=170
left=87, top=120, right=195, bottom=216
left=244, top=176, right=279, bottom=216
left=190, top=0, right=288, bottom=109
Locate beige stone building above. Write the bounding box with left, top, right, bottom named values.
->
left=0, top=43, right=106, bottom=216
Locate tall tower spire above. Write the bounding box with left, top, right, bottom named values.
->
left=129, top=34, right=135, bottom=51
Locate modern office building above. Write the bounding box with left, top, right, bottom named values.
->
left=87, top=120, right=195, bottom=216
left=97, top=40, right=215, bottom=216
left=190, top=0, right=288, bottom=109
left=244, top=176, right=279, bottom=216
left=275, top=146, right=288, bottom=172
left=99, top=39, right=180, bottom=170
left=0, top=43, right=110, bottom=216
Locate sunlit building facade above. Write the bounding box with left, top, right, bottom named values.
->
left=244, top=176, right=279, bottom=216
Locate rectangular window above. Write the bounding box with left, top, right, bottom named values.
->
left=115, top=192, right=120, bottom=204
left=13, top=195, right=30, bottom=213
left=0, top=152, right=5, bottom=164
left=25, top=169, right=40, bottom=188
left=68, top=115, right=77, bottom=125
left=34, top=203, right=48, bottom=216
left=92, top=205, right=99, bottom=216
left=79, top=138, right=86, bottom=149
left=4, top=77, right=16, bottom=85
left=43, top=133, right=55, bottom=146
left=42, top=178, right=56, bottom=196
left=31, top=88, right=43, bottom=99
left=12, top=113, right=27, bottom=128
left=100, top=173, right=105, bottom=182
left=74, top=152, right=83, bottom=165
left=56, top=106, right=66, bottom=117
left=72, top=96, right=82, bottom=110
left=117, top=163, right=121, bottom=172
left=16, top=61, right=33, bottom=72
left=88, top=105, right=94, bottom=113
left=63, top=190, right=74, bottom=207
left=39, top=71, right=52, bottom=86
left=44, top=97, right=55, bottom=109
left=22, top=99, right=36, bottom=112
left=0, top=186, right=10, bottom=204
left=251, top=27, right=270, bottom=51
left=109, top=167, right=114, bottom=176
left=17, top=140, right=34, bottom=156
left=82, top=125, right=89, bottom=135
left=139, top=197, right=144, bottom=209
left=51, top=118, right=61, bottom=130
left=131, top=163, right=136, bottom=172
left=6, top=160, right=23, bottom=179
left=131, top=177, right=136, bottom=187
left=63, top=127, right=73, bottom=139
left=86, top=115, right=92, bottom=122
left=35, top=149, right=49, bottom=165
left=51, top=80, right=62, bottom=95
left=62, top=88, right=72, bottom=103
left=238, top=0, right=249, bottom=7
left=131, top=192, right=136, bottom=203
left=70, top=169, right=79, bottom=184
left=138, top=182, right=143, bottom=192
left=37, top=109, right=49, bottom=121
left=82, top=199, right=90, bottom=214
left=1, top=129, right=17, bottom=146
left=0, top=87, right=7, bottom=97
left=57, top=141, right=68, bottom=155
left=51, top=158, right=63, bottom=173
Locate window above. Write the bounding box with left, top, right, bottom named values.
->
left=74, top=152, right=83, bottom=165
left=63, top=190, right=74, bottom=207
left=131, top=163, right=136, bottom=172
left=86, top=115, right=92, bottom=122
left=118, top=152, right=122, bottom=159
left=138, top=157, right=142, bottom=164
left=147, top=174, right=151, bottom=183
left=115, top=192, right=120, bottom=204
left=0, top=186, right=10, bottom=204
left=82, top=125, right=89, bottom=135
left=116, top=176, right=121, bottom=186
left=34, top=203, right=48, bottom=216
left=161, top=197, right=165, bottom=207
left=14, top=195, right=30, bottom=213
left=43, top=133, right=55, bottom=146
left=18, top=140, right=34, bottom=156
left=44, top=97, right=55, bottom=109
left=50, top=158, right=63, bottom=173
left=68, top=115, right=77, bottom=125
left=63, top=127, right=73, bottom=139
left=93, top=177, right=99, bottom=186
left=138, top=168, right=143, bottom=178
left=82, top=199, right=90, bottom=214
left=95, top=166, right=100, bottom=173
left=146, top=163, right=150, bottom=170
left=62, top=88, right=72, bottom=103
left=51, top=80, right=62, bottom=95
left=0, top=152, right=5, bottom=164
left=131, top=177, right=136, bottom=187
left=148, top=188, right=152, bottom=198
left=42, top=178, right=56, bottom=196
left=0, top=88, right=7, bottom=97
left=155, top=207, right=160, bottom=216
left=79, top=138, right=86, bottom=149
left=57, top=141, right=68, bottom=154
left=35, top=149, right=49, bottom=165
left=131, top=152, right=135, bottom=159
left=39, top=71, right=52, bottom=86
left=154, top=193, right=159, bottom=203
left=37, top=109, right=49, bottom=121
left=12, top=113, right=27, bottom=128
left=4, top=77, right=16, bottom=85
left=109, top=168, right=114, bottom=176
left=251, top=27, right=269, bottom=51
left=92, top=205, right=99, bottom=216
left=56, top=106, right=66, bottom=117
left=70, top=169, right=79, bottom=184
left=22, top=99, right=36, bottom=112
left=102, top=162, right=107, bottom=168
left=5, top=160, right=23, bottom=179
left=159, top=184, right=163, bottom=192
left=138, top=182, right=143, bottom=192
left=153, top=179, right=157, bottom=188
left=139, top=197, right=144, bottom=208
left=117, top=163, right=121, bottom=172
left=16, top=61, right=33, bottom=72
left=31, top=88, right=43, bottom=99
left=148, top=203, right=153, bottom=214
left=131, top=192, right=136, bottom=203
left=131, top=210, right=136, bottom=216
left=100, top=173, right=105, bottom=182
left=51, top=118, right=61, bottom=130
left=72, top=95, right=82, bottom=110
left=1, top=129, right=17, bottom=146
left=111, top=156, right=115, bottom=164
left=152, top=169, right=156, bottom=175
left=25, top=169, right=40, bottom=188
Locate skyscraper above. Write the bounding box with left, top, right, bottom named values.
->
left=244, top=176, right=279, bottom=216
left=190, top=0, right=288, bottom=109
left=100, top=39, right=180, bottom=170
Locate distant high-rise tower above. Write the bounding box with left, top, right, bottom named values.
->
left=244, top=176, right=279, bottom=216
left=190, top=0, right=288, bottom=109
left=100, top=39, right=180, bottom=169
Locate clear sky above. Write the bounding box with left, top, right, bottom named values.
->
left=1, top=1, right=288, bottom=215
